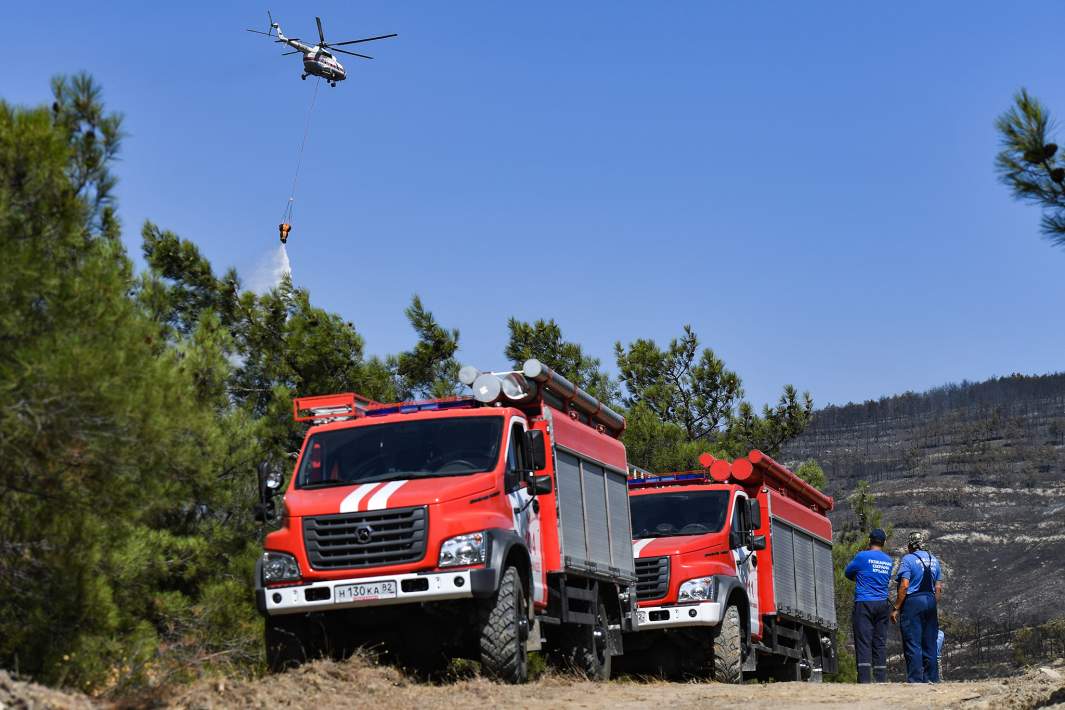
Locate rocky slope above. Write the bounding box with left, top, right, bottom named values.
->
left=782, top=373, right=1065, bottom=634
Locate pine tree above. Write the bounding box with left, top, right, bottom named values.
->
left=614, top=325, right=812, bottom=460
left=995, top=88, right=1065, bottom=248
left=0, top=75, right=254, bottom=689
left=504, top=317, right=618, bottom=404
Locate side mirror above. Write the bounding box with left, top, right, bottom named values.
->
left=255, top=461, right=284, bottom=523
left=750, top=534, right=767, bottom=551
left=524, top=430, right=547, bottom=470
left=528, top=474, right=553, bottom=496
left=258, top=460, right=285, bottom=499
left=747, top=499, right=762, bottom=531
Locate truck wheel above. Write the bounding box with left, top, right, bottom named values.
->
left=265, top=614, right=316, bottom=673
left=711, top=604, right=743, bottom=683
left=552, top=594, right=612, bottom=680
left=479, top=566, right=529, bottom=683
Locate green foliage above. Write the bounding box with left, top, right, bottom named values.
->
left=615, top=325, right=741, bottom=441
left=0, top=75, right=261, bottom=691
left=995, top=88, right=1065, bottom=247
left=50, top=72, right=124, bottom=239
left=619, top=403, right=708, bottom=472
left=723, top=385, right=814, bottom=458
left=395, top=295, right=461, bottom=399
left=1012, top=615, right=1065, bottom=666
left=794, top=459, right=827, bottom=491
left=614, top=325, right=812, bottom=468
left=504, top=317, right=618, bottom=403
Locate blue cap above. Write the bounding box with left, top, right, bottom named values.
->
left=869, top=528, right=887, bottom=544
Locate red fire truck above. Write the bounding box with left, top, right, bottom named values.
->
left=620, top=451, right=837, bottom=682
left=254, top=360, right=637, bottom=682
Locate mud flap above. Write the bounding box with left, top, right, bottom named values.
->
left=743, top=648, right=758, bottom=672
left=526, top=618, right=543, bottom=652
left=607, top=624, right=624, bottom=657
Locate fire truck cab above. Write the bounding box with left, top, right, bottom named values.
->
left=254, top=360, right=637, bottom=682
left=619, top=452, right=838, bottom=682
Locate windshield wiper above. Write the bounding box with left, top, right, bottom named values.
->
left=635, top=531, right=705, bottom=538
left=301, top=472, right=408, bottom=489
left=403, top=470, right=481, bottom=479
left=300, top=469, right=484, bottom=489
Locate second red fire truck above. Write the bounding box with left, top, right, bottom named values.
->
left=620, top=451, right=838, bottom=682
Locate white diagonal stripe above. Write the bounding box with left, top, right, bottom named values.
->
left=339, top=483, right=381, bottom=513
left=365, top=480, right=408, bottom=511
left=632, top=538, right=655, bottom=557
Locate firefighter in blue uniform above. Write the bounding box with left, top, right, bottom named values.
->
left=844, top=528, right=892, bottom=683
left=891, top=531, right=943, bottom=683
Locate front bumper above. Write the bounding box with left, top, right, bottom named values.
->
left=633, top=601, right=723, bottom=630
left=259, top=568, right=495, bottom=616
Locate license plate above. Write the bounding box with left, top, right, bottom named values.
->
left=335, top=580, right=397, bottom=602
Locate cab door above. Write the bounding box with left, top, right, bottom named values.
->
left=504, top=419, right=546, bottom=605
left=731, top=492, right=760, bottom=637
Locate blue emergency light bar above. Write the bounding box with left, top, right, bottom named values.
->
left=365, top=397, right=478, bottom=417
left=627, top=472, right=709, bottom=488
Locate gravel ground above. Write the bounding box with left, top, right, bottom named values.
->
left=3, top=658, right=1063, bottom=709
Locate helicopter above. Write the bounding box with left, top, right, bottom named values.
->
left=248, top=12, right=397, bottom=87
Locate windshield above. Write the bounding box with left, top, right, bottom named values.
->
left=630, top=490, right=730, bottom=538
left=297, top=416, right=504, bottom=489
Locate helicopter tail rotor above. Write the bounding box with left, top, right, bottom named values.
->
left=248, top=10, right=278, bottom=37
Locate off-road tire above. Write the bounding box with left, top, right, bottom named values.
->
left=711, top=605, right=743, bottom=683
left=552, top=593, right=612, bottom=681
left=479, top=566, right=528, bottom=683
left=265, top=614, right=316, bottom=673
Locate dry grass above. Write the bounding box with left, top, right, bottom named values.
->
left=4, top=655, right=1064, bottom=710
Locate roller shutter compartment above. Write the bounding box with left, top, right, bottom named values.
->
left=813, top=539, right=836, bottom=626
left=582, top=461, right=611, bottom=568
left=556, top=450, right=587, bottom=562
left=606, top=469, right=635, bottom=574
left=771, top=519, right=797, bottom=611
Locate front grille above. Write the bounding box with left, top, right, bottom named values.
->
left=635, top=556, right=670, bottom=601
left=303, top=506, right=428, bottom=570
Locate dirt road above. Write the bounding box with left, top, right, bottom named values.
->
left=5, top=658, right=1064, bottom=709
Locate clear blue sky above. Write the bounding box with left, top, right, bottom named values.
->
left=5, top=1, right=1065, bottom=408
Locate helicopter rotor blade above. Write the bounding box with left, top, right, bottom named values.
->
left=281, top=50, right=301, bottom=55
left=248, top=29, right=273, bottom=35
left=329, top=33, right=398, bottom=46
left=316, top=16, right=326, bottom=44
left=275, top=37, right=301, bottom=42
left=330, top=48, right=373, bottom=59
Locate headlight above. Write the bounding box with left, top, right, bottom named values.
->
left=678, top=576, right=717, bottom=602
left=262, top=551, right=301, bottom=583
left=439, top=532, right=487, bottom=567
